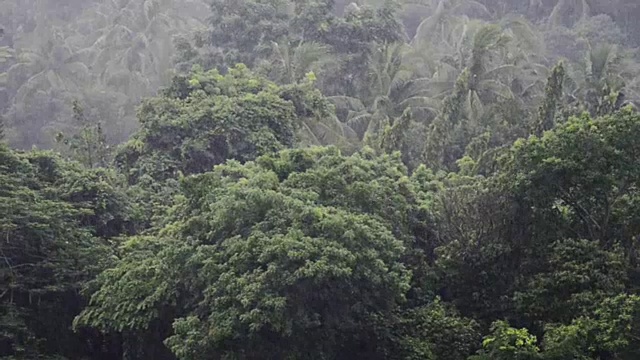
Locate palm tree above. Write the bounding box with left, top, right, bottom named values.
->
left=260, top=40, right=332, bottom=85
left=5, top=27, right=92, bottom=146
left=251, top=39, right=356, bottom=148
left=429, top=16, right=549, bottom=110
left=418, top=20, right=548, bottom=170
left=297, top=107, right=359, bottom=151
left=0, top=45, right=11, bottom=67
left=2, top=0, right=211, bottom=147
left=0, top=39, right=13, bottom=113
left=564, top=42, right=640, bottom=116
left=329, top=42, right=440, bottom=143
left=83, top=0, right=210, bottom=140
left=8, top=34, right=90, bottom=103
left=404, top=0, right=491, bottom=46
left=284, top=79, right=359, bottom=150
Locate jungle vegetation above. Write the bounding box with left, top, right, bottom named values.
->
left=3, top=0, right=640, bottom=359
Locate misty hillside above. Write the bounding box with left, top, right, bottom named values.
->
left=3, top=1, right=640, bottom=359
left=2, top=0, right=640, bottom=149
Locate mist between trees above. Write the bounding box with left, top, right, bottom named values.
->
left=3, top=1, right=640, bottom=359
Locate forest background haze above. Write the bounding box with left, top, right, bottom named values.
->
left=3, top=0, right=640, bottom=359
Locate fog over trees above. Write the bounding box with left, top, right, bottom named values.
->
left=3, top=1, right=640, bottom=359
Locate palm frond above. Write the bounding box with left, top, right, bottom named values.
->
left=501, top=15, right=544, bottom=56
left=291, top=42, right=331, bottom=83
left=327, top=96, right=366, bottom=113
left=549, top=0, right=590, bottom=28
left=450, top=0, right=491, bottom=18
left=520, top=80, right=545, bottom=99
left=346, top=111, right=373, bottom=138
left=411, top=0, right=446, bottom=47
left=479, top=79, right=515, bottom=99
left=397, top=96, right=442, bottom=111
left=481, top=65, right=518, bottom=80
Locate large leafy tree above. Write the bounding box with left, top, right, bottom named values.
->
left=115, top=65, right=298, bottom=183
left=76, top=146, right=457, bottom=359
left=114, top=65, right=347, bottom=229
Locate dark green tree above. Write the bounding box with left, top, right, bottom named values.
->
left=535, top=63, right=565, bottom=135
left=435, top=108, right=640, bottom=327
left=76, top=146, right=446, bottom=359
left=115, top=65, right=298, bottom=184
left=0, top=144, right=131, bottom=359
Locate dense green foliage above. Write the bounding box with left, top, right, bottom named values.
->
left=0, top=143, right=130, bottom=358
left=4, top=1, right=640, bottom=359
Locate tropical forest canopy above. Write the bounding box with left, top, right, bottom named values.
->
left=3, top=0, right=640, bottom=359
